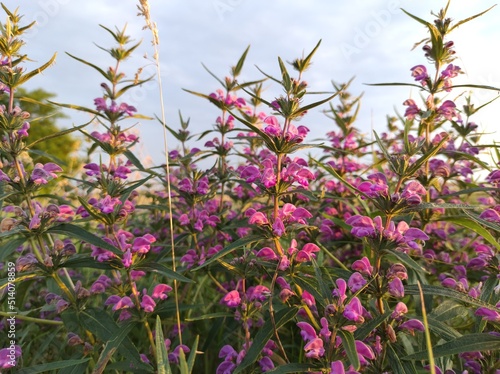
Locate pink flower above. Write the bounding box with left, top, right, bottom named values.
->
left=112, top=296, right=134, bottom=311
left=132, top=234, right=156, bottom=254
left=272, top=218, right=286, bottom=237
left=256, top=247, right=279, bottom=261
left=249, top=212, right=268, bottom=225
left=295, top=243, right=320, bottom=263
left=391, top=302, right=408, bottom=319
left=297, top=321, right=317, bottom=341
left=247, top=285, right=271, bottom=302
left=221, top=290, right=241, bottom=308
left=152, top=284, right=173, bottom=300
left=351, top=257, right=373, bottom=276
left=333, top=278, right=347, bottom=305
left=304, top=338, right=325, bottom=359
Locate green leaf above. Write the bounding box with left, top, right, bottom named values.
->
left=47, top=223, right=123, bottom=256
left=294, top=91, right=340, bottom=117
left=339, top=329, right=360, bottom=371
left=186, top=335, right=199, bottom=374
left=425, top=316, right=462, bottom=340
left=440, top=216, right=500, bottom=251
left=403, top=333, right=500, bottom=360
left=61, top=254, right=115, bottom=270
left=234, top=307, right=298, bottom=374
left=266, top=363, right=321, bottom=373
left=407, top=134, right=450, bottom=176
left=386, top=343, right=418, bottom=374
left=49, top=100, right=102, bottom=118
left=192, top=235, right=262, bottom=271
left=354, top=311, right=392, bottom=340
left=18, top=53, right=57, bottom=86
left=449, top=5, right=496, bottom=32
left=26, top=122, right=90, bottom=149
left=232, top=45, right=250, bottom=77
left=155, top=315, right=172, bottom=374
left=16, top=359, right=90, bottom=374
left=464, top=210, right=500, bottom=234
left=134, top=262, right=194, bottom=283
left=383, top=248, right=428, bottom=274
left=80, top=309, right=153, bottom=371
left=405, top=284, right=496, bottom=309
left=366, top=82, right=426, bottom=90
left=93, top=322, right=137, bottom=374
left=0, top=236, right=27, bottom=262
left=66, top=52, right=108, bottom=80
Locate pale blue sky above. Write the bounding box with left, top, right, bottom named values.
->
left=3, top=0, right=500, bottom=165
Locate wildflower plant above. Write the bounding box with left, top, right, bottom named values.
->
left=1, top=1, right=500, bottom=374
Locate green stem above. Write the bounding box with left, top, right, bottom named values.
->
left=0, top=311, right=64, bottom=325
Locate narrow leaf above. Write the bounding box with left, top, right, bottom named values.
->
left=93, top=322, right=137, bottom=374
left=192, top=235, right=262, bottom=271
left=16, top=359, right=90, bottom=374
left=155, top=315, right=172, bottom=374
left=134, top=262, right=194, bottom=283
left=405, top=284, right=496, bottom=309
left=339, top=329, right=360, bottom=371
left=440, top=216, right=500, bottom=251
left=403, top=333, right=500, bottom=360
left=47, top=223, right=123, bottom=256
left=234, top=307, right=298, bottom=373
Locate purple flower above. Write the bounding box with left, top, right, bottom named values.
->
left=98, top=195, right=122, bottom=214
left=122, top=248, right=132, bottom=268
left=319, top=317, right=331, bottom=340
left=388, top=277, right=405, bottom=298
left=355, top=340, right=375, bottom=361
left=479, top=209, right=500, bottom=223
left=219, top=345, right=238, bottom=361
left=247, top=285, right=271, bottom=302
left=348, top=272, right=367, bottom=293
left=272, top=218, right=286, bottom=237
left=216, top=361, right=236, bottom=374
left=411, top=64, right=429, bottom=85
left=343, top=297, right=364, bottom=323
left=111, top=296, right=134, bottom=311
left=351, top=257, right=373, bottom=276
left=403, top=99, right=420, bottom=120
left=141, top=294, right=156, bottom=313
left=258, top=356, right=274, bottom=372
left=0, top=169, right=10, bottom=182
left=399, top=319, right=425, bottom=334
left=391, top=302, right=409, bottom=319
left=345, top=215, right=376, bottom=238
left=475, top=307, right=500, bottom=322
left=437, top=100, right=458, bottom=121
left=0, top=345, right=21, bottom=369
left=333, top=278, right=347, bottom=305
